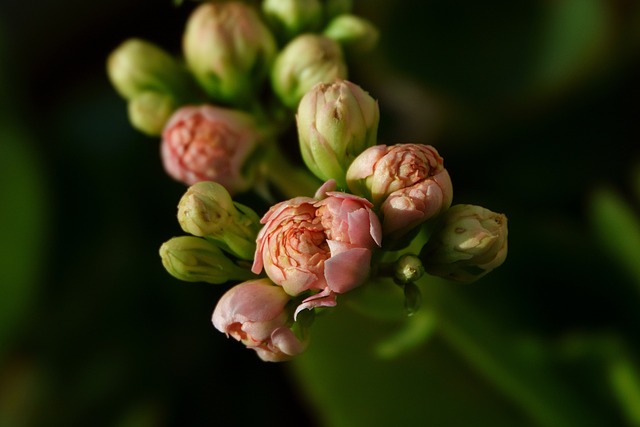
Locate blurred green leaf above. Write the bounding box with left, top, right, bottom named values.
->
left=589, top=187, right=640, bottom=290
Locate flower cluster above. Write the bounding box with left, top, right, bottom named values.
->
left=109, top=1, right=508, bottom=362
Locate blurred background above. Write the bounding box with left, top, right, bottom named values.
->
left=1, top=0, right=640, bottom=426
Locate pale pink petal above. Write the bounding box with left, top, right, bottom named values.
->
left=314, top=179, right=337, bottom=200
left=270, top=327, right=308, bottom=356
left=294, top=288, right=337, bottom=319
left=324, top=247, right=371, bottom=293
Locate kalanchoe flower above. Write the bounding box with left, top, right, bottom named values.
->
left=420, top=204, right=508, bottom=283
left=160, top=236, right=255, bottom=284
left=323, top=14, right=380, bottom=54
left=262, top=0, right=323, bottom=42
left=183, top=1, right=276, bottom=105
left=346, top=144, right=454, bottom=239
left=107, top=38, right=197, bottom=102
left=161, top=105, right=264, bottom=193
left=212, top=278, right=307, bottom=362
left=177, top=181, right=262, bottom=260
left=271, top=34, right=347, bottom=109
left=252, top=180, right=382, bottom=314
left=297, top=80, right=379, bottom=189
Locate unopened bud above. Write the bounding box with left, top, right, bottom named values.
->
left=262, top=0, right=322, bottom=41
left=297, top=80, right=379, bottom=188
left=324, top=14, right=379, bottom=54
left=393, top=254, right=424, bottom=284
left=107, top=38, right=196, bottom=102
left=271, top=34, right=347, bottom=109
left=160, top=236, right=255, bottom=284
left=128, top=91, right=175, bottom=136
left=420, top=204, right=508, bottom=283
left=177, top=181, right=261, bottom=260
left=183, top=1, right=276, bottom=105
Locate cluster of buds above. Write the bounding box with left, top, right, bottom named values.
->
left=110, top=1, right=508, bottom=362
left=107, top=0, right=379, bottom=196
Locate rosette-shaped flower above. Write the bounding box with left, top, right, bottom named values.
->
left=346, top=144, right=453, bottom=239
left=297, top=80, right=379, bottom=189
left=183, top=1, right=276, bottom=105
left=252, top=181, right=381, bottom=313
left=420, top=204, right=508, bottom=283
left=212, top=279, right=307, bottom=362
left=271, top=34, right=347, bottom=109
left=161, top=105, right=264, bottom=193
left=177, top=181, right=261, bottom=260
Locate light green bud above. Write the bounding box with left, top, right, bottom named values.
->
left=271, top=34, right=347, bottom=109
left=420, top=204, right=508, bottom=283
left=394, top=254, right=425, bottom=284
left=182, top=1, right=276, bottom=105
left=177, top=181, right=261, bottom=260
left=127, top=91, right=175, bottom=136
left=296, top=79, right=379, bottom=187
left=107, top=38, right=196, bottom=102
left=324, top=14, right=379, bottom=54
left=262, top=0, right=323, bottom=42
left=160, top=236, right=255, bottom=284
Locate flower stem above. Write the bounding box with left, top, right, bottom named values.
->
left=263, top=143, right=322, bottom=199
left=423, top=280, right=607, bottom=427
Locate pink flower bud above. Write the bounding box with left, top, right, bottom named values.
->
left=161, top=105, right=263, bottom=194
left=252, top=181, right=382, bottom=313
left=346, top=143, right=453, bottom=238
left=212, top=278, right=307, bottom=362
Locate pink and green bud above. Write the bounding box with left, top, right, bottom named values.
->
left=262, top=0, right=323, bottom=42
left=252, top=180, right=382, bottom=314
left=127, top=91, right=175, bottom=136
left=270, top=34, right=347, bottom=109
left=420, top=204, right=508, bottom=283
left=347, top=143, right=454, bottom=238
left=296, top=80, right=379, bottom=189
left=161, top=104, right=264, bottom=193
left=107, top=38, right=196, bottom=102
left=323, top=14, right=380, bottom=54
left=177, top=181, right=261, bottom=260
left=160, top=236, right=255, bottom=284
left=212, top=278, right=308, bottom=362
left=182, top=1, right=276, bottom=105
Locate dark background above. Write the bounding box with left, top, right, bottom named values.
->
left=1, top=0, right=639, bottom=426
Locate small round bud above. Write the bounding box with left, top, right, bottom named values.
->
left=296, top=80, right=379, bottom=188
left=324, top=14, right=379, bottom=54
left=393, top=254, right=425, bottom=284
left=262, top=0, right=323, bottom=41
left=177, top=181, right=262, bottom=260
left=420, top=204, right=508, bottom=283
left=127, top=91, right=175, bottom=136
left=107, top=38, right=196, bottom=102
left=160, top=236, right=255, bottom=284
left=182, top=2, right=276, bottom=105
left=271, top=34, right=347, bottom=109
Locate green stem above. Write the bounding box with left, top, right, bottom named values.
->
left=263, top=143, right=322, bottom=199
left=423, top=280, right=606, bottom=427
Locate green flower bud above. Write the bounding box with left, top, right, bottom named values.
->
left=324, top=14, right=379, bottom=54
left=420, top=204, right=508, bottom=283
left=393, top=254, right=425, bottom=284
left=262, top=0, right=323, bottom=42
left=182, top=1, right=277, bottom=105
left=296, top=79, right=379, bottom=187
left=127, top=91, right=175, bottom=136
left=177, top=181, right=261, bottom=260
left=271, top=34, right=347, bottom=109
left=107, top=38, right=196, bottom=102
left=160, top=236, right=255, bottom=284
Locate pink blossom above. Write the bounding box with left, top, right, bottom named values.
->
left=212, top=278, right=306, bottom=362
left=346, top=144, right=453, bottom=238
left=252, top=181, right=382, bottom=314
left=161, top=105, right=262, bottom=194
